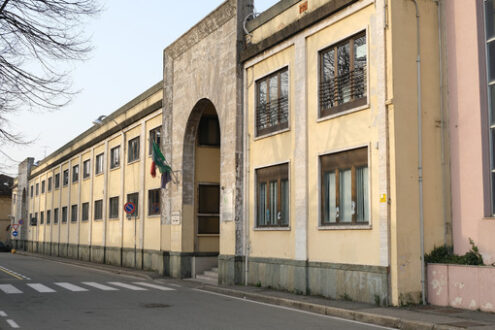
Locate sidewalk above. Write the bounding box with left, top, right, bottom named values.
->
left=15, top=252, right=495, bottom=329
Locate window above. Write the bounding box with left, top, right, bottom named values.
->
left=109, top=197, right=119, bottom=219
left=72, top=165, right=79, bottom=183
left=62, top=206, right=68, bottom=223
left=149, top=126, right=161, bottom=155
left=36, top=183, right=39, bottom=195
left=126, top=193, right=139, bottom=219
left=320, top=147, right=369, bottom=225
left=110, top=146, right=120, bottom=169
left=83, top=160, right=91, bottom=178
left=485, top=1, right=495, bottom=213
left=30, top=185, right=33, bottom=197
left=47, top=210, right=51, bottom=224
left=41, top=180, right=45, bottom=194
left=54, top=208, right=59, bottom=224
left=256, top=163, right=289, bottom=227
left=319, top=31, right=367, bottom=117
left=54, top=173, right=60, bottom=189
left=256, top=67, right=289, bottom=136
left=81, top=203, right=89, bottom=221
left=198, top=185, right=220, bottom=234
left=48, top=177, right=52, bottom=191
left=94, top=200, right=103, bottom=220
left=95, top=153, right=104, bottom=175
left=198, top=117, right=220, bottom=146
left=40, top=211, right=44, bottom=225
left=71, top=205, right=78, bottom=222
left=128, top=137, right=140, bottom=163
left=148, top=189, right=160, bottom=215
left=63, top=169, right=69, bottom=186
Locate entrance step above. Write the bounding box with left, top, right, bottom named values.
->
left=194, top=266, right=218, bottom=285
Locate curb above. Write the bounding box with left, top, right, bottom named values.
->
left=15, top=251, right=157, bottom=281
left=197, top=285, right=462, bottom=330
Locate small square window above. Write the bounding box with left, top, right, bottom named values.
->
left=94, top=200, right=103, bottom=220
left=109, top=197, right=119, bottom=219
left=110, top=146, right=120, bottom=169
left=148, top=189, right=160, bottom=215
left=128, top=137, right=140, bottom=163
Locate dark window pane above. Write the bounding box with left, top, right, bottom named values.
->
left=94, top=200, right=103, bottom=220
left=198, top=117, right=220, bottom=146
left=198, top=216, right=219, bottom=234
left=148, top=189, right=160, bottom=215
left=71, top=205, right=78, bottom=222
left=82, top=203, right=89, bottom=221
left=486, top=0, right=495, bottom=40
left=488, top=41, right=495, bottom=82
left=198, top=185, right=220, bottom=214
left=127, top=193, right=139, bottom=218
left=109, top=197, right=119, bottom=218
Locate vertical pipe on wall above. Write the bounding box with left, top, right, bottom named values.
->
left=410, top=0, right=426, bottom=305
left=243, top=66, right=250, bottom=286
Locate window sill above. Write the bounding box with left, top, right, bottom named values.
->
left=110, top=166, right=120, bottom=171
left=317, top=104, right=369, bottom=123
left=127, top=159, right=140, bottom=166
left=109, top=217, right=120, bottom=221
left=83, top=176, right=90, bottom=181
left=93, top=219, right=103, bottom=222
left=318, top=224, right=372, bottom=230
left=253, top=226, right=291, bottom=231
left=254, top=127, right=290, bottom=141
left=483, top=217, right=495, bottom=221
left=147, top=214, right=160, bottom=218
left=197, top=234, right=220, bottom=237
left=95, top=172, right=104, bottom=177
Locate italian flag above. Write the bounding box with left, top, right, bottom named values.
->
left=151, top=141, right=172, bottom=188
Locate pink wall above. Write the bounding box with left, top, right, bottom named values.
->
left=428, top=264, right=495, bottom=312
left=446, top=0, right=495, bottom=264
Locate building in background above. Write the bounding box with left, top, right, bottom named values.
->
left=0, top=174, right=13, bottom=243
left=10, top=0, right=451, bottom=306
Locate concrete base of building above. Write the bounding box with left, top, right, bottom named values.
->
left=219, top=255, right=389, bottom=305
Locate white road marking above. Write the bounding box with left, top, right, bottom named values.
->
left=82, top=282, right=118, bottom=291
left=27, top=283, right=56, bottom=293
left=0, top=311, right=7, bottom=317
left=0, top=285, right=22, bottom=294
left=133, top=282, right=175, bottom=291
left=193, top=289, right=396, bottom=330
left=6, top=319, right=19, bottom=328
left=54, top=282, right=88, bottom=292
left=0, top=266, right=31, bottom=280
left=108, top=282, right=148, bottom=291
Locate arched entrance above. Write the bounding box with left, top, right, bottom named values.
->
left=182, top=99, right=221, bottom=258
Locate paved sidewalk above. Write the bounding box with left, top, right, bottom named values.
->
left=13, top=252, right=495, bottom=329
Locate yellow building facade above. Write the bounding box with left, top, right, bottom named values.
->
left=11, top=0, right=447, bottom=306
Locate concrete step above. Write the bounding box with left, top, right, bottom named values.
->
left=195, top=274, right=218, bottom=284
left=211, top=267, right=218, bottom=272
left=203, top=270, right=218, bottom=278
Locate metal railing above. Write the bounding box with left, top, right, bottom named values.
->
left=319, top=66, right=366, bottom=111
left=256, top=96, right=289, bottom=133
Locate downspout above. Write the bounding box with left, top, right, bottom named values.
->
left=410, top=0, right=426, bottom=305
left=243, top=68, right=250, bottom=287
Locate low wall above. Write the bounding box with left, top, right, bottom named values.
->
left=427, top=263, right=495, bottom=312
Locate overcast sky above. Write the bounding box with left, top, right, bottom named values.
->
left=1, top=0, right=277, bottom=177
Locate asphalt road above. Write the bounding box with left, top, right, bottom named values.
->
left=0, top=253, right=393, bottom=330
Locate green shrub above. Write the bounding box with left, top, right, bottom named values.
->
left=425, top=238, right=483, bottom=266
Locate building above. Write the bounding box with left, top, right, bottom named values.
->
left=0, top=174, right=13, bottom=243
left=11, top=0, right=448, bottom=306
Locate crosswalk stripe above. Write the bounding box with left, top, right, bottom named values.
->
left=54, top=282, right=88, bottom=292
left=108, top=282, right=148, bottom=291
left=0, top=285, right=22, bottom=294
left=81, top=282, right=118, bottom=291
left=133, top=282, right=175, bottom=291
left=27, top=283, right=55, bottom=293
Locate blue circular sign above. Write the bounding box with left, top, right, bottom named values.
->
left=124, top=202, right=136, bottom=215
left=12, top=231, right=18, bottom=237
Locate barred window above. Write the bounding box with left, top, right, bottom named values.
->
left=319, top=31, right=367, bottom=117
left=256, top=163, right=289, bottom=227
left=320, top=147, right=369, bottom=225
left=256, top=67, right=289, bottom=137
left=128, top=137, right=140, bottom=163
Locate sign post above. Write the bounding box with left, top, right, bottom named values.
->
left=124, top=202, right=137, bottom=268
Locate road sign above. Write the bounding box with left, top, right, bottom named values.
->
left=12, top=224, right=19, bottom=231
left=124, top=202, right=136, bottom=215
left=12, top=231, right=18, bottom=237
left=18, top=219, right=24, bottom=225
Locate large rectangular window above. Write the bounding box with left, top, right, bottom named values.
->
left=62, top=206, right=68, bottom=223
left=71, top=205, right=78, bottom=222
left=83, top=160, right=91, bottom=178
left=256, top=163, right=289, bottom=227
left=320, top=147, right=369, bottom=225
left=128, top=137, right=140, bottom=163
left=72, top=165, right=79, bottom=183
left=126, top=193, right=139, bottom=219
left=198, top=184, right=220, bottom=234
left=94, top=200, right=103, bottom=220
left=198, top=117, right=220, bottom=146
left=319, top=31, right=367, bottom=117
left=149, top=126, right=161, bottom=155
left=109, top=197, right=119, bottom=219
left=81, top=203, right=89, bottom=221
left=485, top=1, right=495, bottom=213
left=54, top=174, right=60, bottom=189
left=63, top=169, right=69, bottom=186
left=256, top=67, right=289, bottom=137
left=95, top=153, right=104, bottom=175
left=54, top=208, right=59, bottom=224
left=148, top=189, right=160, bottom=215
left=110, top=146, right=120, bottom=169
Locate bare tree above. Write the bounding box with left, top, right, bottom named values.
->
left=0, top=0, right=100, bottom=144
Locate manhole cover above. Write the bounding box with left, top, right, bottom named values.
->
left=142, top=303, right=171, bottom=309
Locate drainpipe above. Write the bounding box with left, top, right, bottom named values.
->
left=410, top=0, right=426, bottom=305
left=243, top=68, right=250, bottom=286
